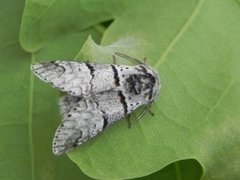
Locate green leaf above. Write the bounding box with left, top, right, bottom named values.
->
left=67, top=0, right=240, bottom=179
left=0, top=0, right=99, bottom=180
left=20, top=0, right=124, bottom=52
left=2, top=0, right=239, bottom=180
left=135, top=159, right=202, bottom=180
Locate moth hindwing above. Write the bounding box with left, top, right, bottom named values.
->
left=31, top=52, right=160, bottom=155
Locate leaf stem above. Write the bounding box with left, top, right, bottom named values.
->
left=174, top=162, right=182, bottom=180
left=28, top=53, right=35, bottom=180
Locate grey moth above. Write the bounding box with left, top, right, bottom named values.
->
left=31, top=52, right=160, bottom=155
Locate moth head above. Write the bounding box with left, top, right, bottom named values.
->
left=124, top=65, right=160, bottom=102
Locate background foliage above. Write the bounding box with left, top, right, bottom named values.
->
left=0, top=0, right=239, bottom=179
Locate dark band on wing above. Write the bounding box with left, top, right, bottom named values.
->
left=85, top=63, right=95, bottom=78
left=111, top=65, right=120, bottom=86
left=85, top=63, right=95, bottom=91
left=100, top=110, right=108, bottom=129
left=102, top=115, right=108, bottom=129
left=118, top=91, right=128, bottom=114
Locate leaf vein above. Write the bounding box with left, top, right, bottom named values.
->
left=28, top=53, right=35, bottom=180
left=0, top=122, right=27, bottom=128
left=202, top=79, right=235, bottom=123
left=155, top=0, right=205, bottom=68
left=22, top=0, right=57, bottom=34
left=0, top=40, right=19, bottom=50
left=174, top=162, right=182, bottom=180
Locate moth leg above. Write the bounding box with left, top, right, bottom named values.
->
left=148, top=109, right=154, bottom=116
left=143, top=57, right=147, bottom=63
left=135, top=103, right=153, bottom=121
left=112, top=55, right=117, bottom=64
left=126, top=114, right=132, bottom=128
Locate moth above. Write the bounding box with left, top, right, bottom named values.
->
left=31, top=52, right=160, bottom=155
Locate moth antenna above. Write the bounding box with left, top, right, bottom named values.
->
left=135, top=103, right=153, bottom=121
left=114, top=52, right=145, bottom=64
left=148, top=109, right=154, bottom=116
left=126, top=114, right=132, bottom=128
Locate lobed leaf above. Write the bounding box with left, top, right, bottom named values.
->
left=68, top=0, right=240, bottom=179
left=1, top=0, right=239, bottom=179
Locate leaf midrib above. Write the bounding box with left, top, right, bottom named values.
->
left=28, top=53, right=35, bottom=180
left=155, top=0, right=205, bottom=68
left=153, top=0, right=204, bottom=178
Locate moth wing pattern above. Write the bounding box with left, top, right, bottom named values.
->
left=53, top=91, right=131, bottom=155
left=53, top=95, right=104, bottom=155
left=31, top=61, right=93, bottom=96
left=31, top=61, right=117, bottom=97
left=31, top=61, right=126, bottom=97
